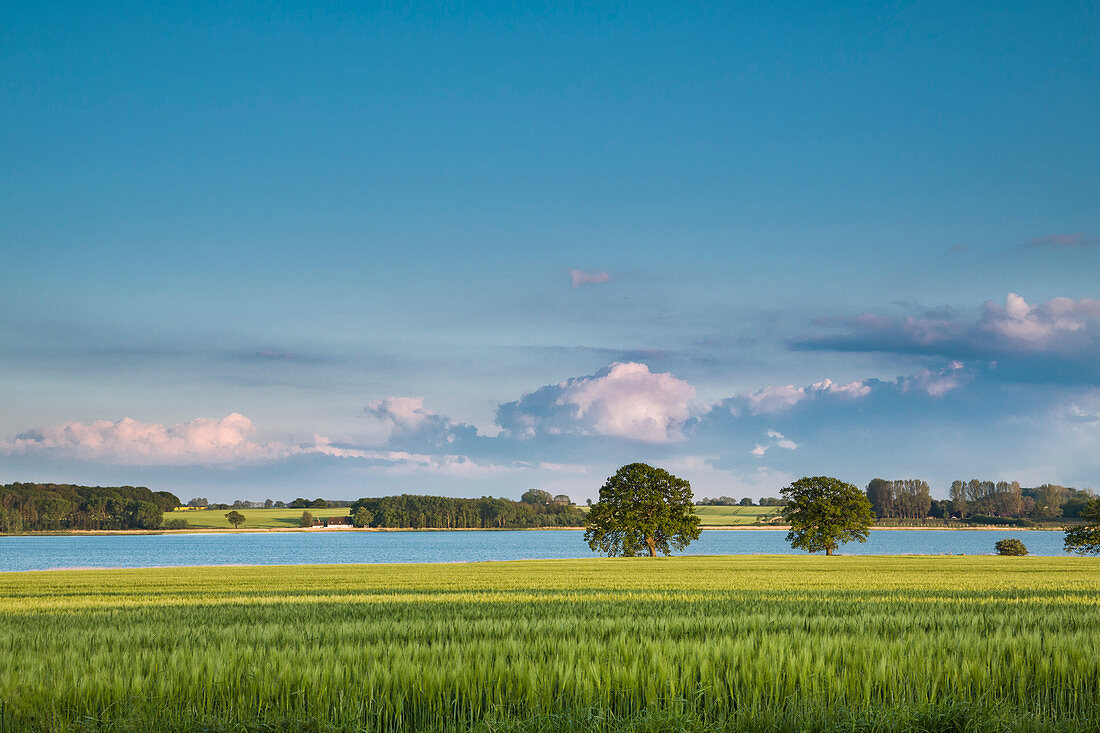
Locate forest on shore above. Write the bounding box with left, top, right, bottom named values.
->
left=1, top=477, right=1094, bottom=533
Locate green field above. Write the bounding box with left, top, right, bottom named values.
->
left=3, top=556, right=1099, bottom=731
left=166, top=507, right=350, bottom=529
left=691, top=505, right=784, bottom=525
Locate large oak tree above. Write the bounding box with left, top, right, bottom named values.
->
left=782, top=476, right=874, bottom=555
left=584, top=463, right=701, bottom=557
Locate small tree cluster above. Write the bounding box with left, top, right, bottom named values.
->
left=995, top=538, right=1028, bottom=556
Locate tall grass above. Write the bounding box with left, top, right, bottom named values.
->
left=1, top=556, right=1098, bottom=731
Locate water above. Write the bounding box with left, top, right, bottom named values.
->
left=0, top=529, right=1072, bottom=571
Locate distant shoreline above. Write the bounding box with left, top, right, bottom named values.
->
left=0, top=524, right=1067, bottom=537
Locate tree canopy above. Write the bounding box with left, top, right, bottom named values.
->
left=1064, top=499, right=1100, bottom=556
left=782, top=476, right=874, bottom=555
left=224, top=510, right=245, bottom=529
left=584, top=463, right=701, bottom=557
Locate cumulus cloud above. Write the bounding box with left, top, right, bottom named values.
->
left=363, top=397, right=479, bottom=449
left=0, top=413, right=301, bottom=465
left=497, top=362, right=697, bottom=443
left=0, top=412, right=511, bottom=477
left=569, top=269, right=611, bottom=288
left=734, top=378, right=871, bottom=415
left=793, top=294, right=1100, bottom=381
left=750, top=430, right=798, bottom=457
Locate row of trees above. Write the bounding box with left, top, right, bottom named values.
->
left=0, top=483, right=180, bottom=532
left=347, top=494, right=585, bottom=529
left=586, top=464, right=1100, bottom=557
left=866, top=479, right=1094, bottom=520
left=696, top=496, right=787, bottom=507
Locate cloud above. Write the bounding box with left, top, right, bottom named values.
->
left=569, top=269, right=611, bottom=288
left=733, top=378, right=871, bottom=415
left=751, top=430, right=798, bottom=457
left=0, top=413, right=299, bottom=465
left=1021, top=233, right=1100, bottom=250
left=897, top=361, right=968, bottom=397
left=793, top=294, right=1100, bottom=382
left=496, top=361, right=697, bottom=443
left=0, top=412, right=510, bottom=477
left=363, top=397, right=479, bottom=449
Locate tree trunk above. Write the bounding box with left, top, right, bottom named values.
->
left=825, top=546, right=835, bottom=556
left=646, top=536, right=657, bottom=557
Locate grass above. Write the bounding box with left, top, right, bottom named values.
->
left=2, top=555, right=1099, bottom=731
left=164, top=508, right=346, bottom=529
left=692, top=505, right=783, bottom=525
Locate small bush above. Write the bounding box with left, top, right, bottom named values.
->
left=995, top=538, right=1028, bottom=556
left=162, top=518, right=189, bottom=530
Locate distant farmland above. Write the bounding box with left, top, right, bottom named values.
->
left=692, top=505, right=784, bottom=525
left=165, top=505, right=784, bottom=529
left=166, top=508, right=340, bottom=529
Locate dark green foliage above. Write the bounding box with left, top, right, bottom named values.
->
left=782, top=476, right=874, bottom=555
left=162, top=518, right=190, bottom=530
left=695, top=496, right=739, bottom=506
left=1064, top=499, right=1100, bottom=556
left=225, top=510, right=246, bottom=529
left=965, top=515, right=1035, bottom=528
left=866, top=478, right=932, bottom=519
left=349, top=494, right=586, bottom=529
left=352, top=507, right=373, bottom=528
left=521, top=489, right=553, bottom=504
left=300, top=511, right=314, bottom=528
left=585, top=463, right=701, bottom=557
left=995, top=538, right=1028, bottom=556
left=0, top=483, right=170, bottom=532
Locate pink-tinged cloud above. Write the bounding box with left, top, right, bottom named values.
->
left=0, top=413, right=298, bottom=465
left=796, top=293, right=1100, bottom=362
left=497, top=362, right=697, bottom=443
left=569, top=268, right=611, bottom=288
left=0, top=414, right=389, bottom=466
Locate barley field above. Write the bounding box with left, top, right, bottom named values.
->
left=2, top=556, right=1098, bottom=731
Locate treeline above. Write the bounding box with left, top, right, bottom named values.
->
left=867, top=478, right=1093, bottom=521
left=348, top=492, right=585, bottom=529
left=0, top=483, right=181, bottom=532
left=185, top=497, right=356, bottom=510
left=696, top=496, right=787, bottom=507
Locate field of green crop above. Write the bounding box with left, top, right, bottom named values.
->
left=2, top=556, right=1099, bottom=731
left=691, top=505, right=783, bottom=525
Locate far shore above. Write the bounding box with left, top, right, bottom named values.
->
left=0, top=524, right=1069, bottom=537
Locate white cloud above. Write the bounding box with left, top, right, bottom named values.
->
left=898, top=361, right=967, bottom=397
left=363, top=397, right=479, bottom=448
left=742, top=378, right=871, bottom=415
left=569, top=269, right=611, bottom=288
left=497, top=362, right=697, bottom=443
left=751, top=430, right=798, bottom=457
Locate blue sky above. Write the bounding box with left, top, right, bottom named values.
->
left=3, top=1, right=1098, bottom=501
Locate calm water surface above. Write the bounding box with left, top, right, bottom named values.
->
left=0, top=529, right=1072, bottom=571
